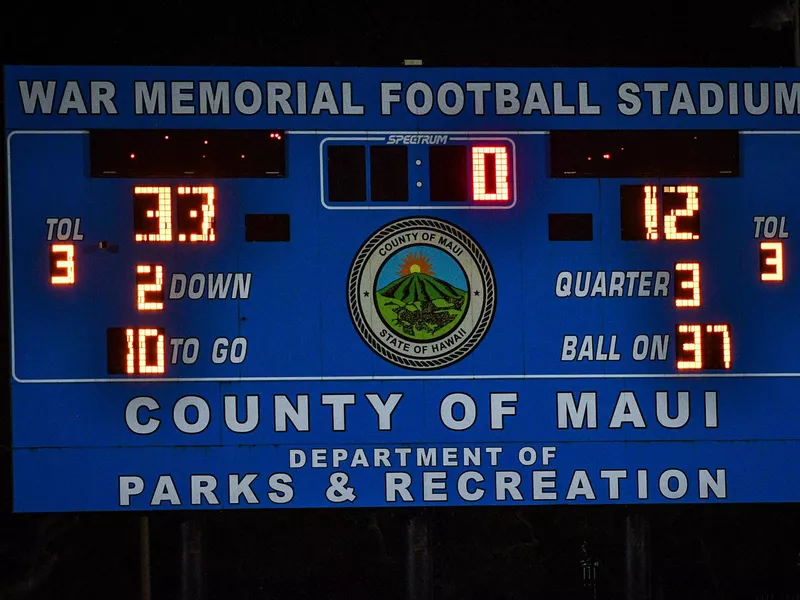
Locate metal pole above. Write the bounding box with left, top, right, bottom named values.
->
left=181, top=519, right=205, bottom=600
left=624, top=512, right=651, bottom=600
left=140, top=516, right=151, bottom=600
left=406, top=514, right=432, bottom=600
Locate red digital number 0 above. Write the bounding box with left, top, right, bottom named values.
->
left=472, top=147, right=510, bottom=202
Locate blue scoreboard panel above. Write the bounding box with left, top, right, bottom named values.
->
left=5, top=66, right=800, bottom=511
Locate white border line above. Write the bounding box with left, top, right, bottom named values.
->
left=15, top=372, right=800, bottom=384
left=8, top=130, right=800, bottom=383
left=318, top=135, right=518, bottom=210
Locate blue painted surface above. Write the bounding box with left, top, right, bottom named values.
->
left=5, top=66, right=800, bottom=511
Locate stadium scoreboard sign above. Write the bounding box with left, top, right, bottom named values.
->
left=5, top=66, right=800, bottom=512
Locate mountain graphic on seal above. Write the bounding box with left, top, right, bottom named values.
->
left=376, top=272, right=469, bottom=340
left=378, top=272, right=465, bottom=304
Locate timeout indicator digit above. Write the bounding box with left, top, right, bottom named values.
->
left=49, top=244, right=75, bottom=285
left=760, top=241, right=785, bottom=282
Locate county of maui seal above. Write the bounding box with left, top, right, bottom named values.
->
left=347, top=216, right=496, bottom=370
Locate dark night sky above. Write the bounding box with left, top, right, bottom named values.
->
left=0, top=0, right=796, bottom=67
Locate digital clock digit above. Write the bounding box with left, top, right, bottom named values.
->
left=471, top=146, right=510, bottom=202
left=429, top=145, right=512, bottom=202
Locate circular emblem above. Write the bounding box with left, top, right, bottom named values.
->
left=347, top=216, right=496, bottom=370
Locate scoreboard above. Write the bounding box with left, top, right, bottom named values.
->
left=5, top=66, right=800, bottom=512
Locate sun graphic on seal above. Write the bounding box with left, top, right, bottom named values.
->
left=397, top=251, right=435, bottom=277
